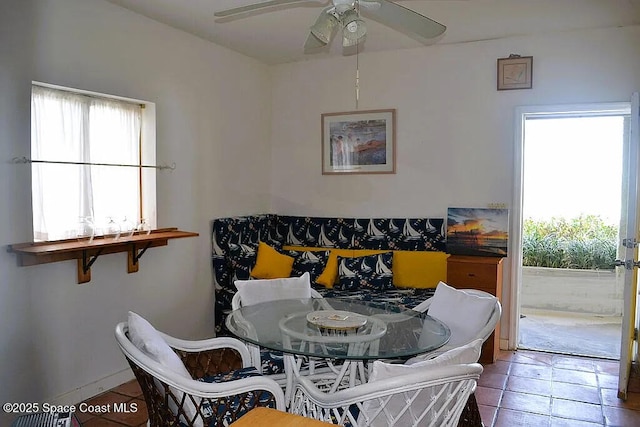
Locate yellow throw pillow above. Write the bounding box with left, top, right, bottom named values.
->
left=250, top=242, right=294, bottom=279
left=282, top=245, right=329, bottom=252
left=315, top=249, right=355, bottom=288
left=351, top=249, right=388, bottom=257
left=392, top=251, right=449, bottom=288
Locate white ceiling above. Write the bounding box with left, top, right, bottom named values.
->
left=104, top=0, right=640, bottom=65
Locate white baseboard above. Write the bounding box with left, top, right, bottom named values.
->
left=50, top=368, right=135, bottom=406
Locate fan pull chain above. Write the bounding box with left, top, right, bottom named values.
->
left=355, top=6, right=360, bottom=110
left=354, top=0, right=360, bottom=110
left=355, top=63, right=360, bottom=109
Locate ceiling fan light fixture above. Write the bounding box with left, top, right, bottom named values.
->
left=343, top=34, right=365, bottom=47
left=342, top=9, right=366, bottom=42
left=310, top=12, right=339, bottom=44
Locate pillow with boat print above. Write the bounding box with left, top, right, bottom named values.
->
left=336, top=252, right=394, bottom=291
left=288, top=250, right=330, bottom=284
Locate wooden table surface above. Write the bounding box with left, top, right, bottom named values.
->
left=230, top=407, right=334, bottom=426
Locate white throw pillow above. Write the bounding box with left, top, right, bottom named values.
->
left=361, top=340, right=483, bottom=427
left=369, top=339, right=484, bottom=380
left=128, top=312, right=203, bottom=427
left=234, top=272, right=311, bottom=307
left=427, top=281, right=496, bottom=346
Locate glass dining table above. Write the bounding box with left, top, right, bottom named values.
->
left=225, top=297, right=451, bottom=405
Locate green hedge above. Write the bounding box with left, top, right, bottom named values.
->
left=522, top=215, right=617, bottom=270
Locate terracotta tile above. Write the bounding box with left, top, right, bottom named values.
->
left=475, top=386, right=503, bottom=407
left=510, top=362, right=553, bottom=381
left=551, top=399, right=603, bottom=424
left=550, top=417, right=604, bottom=426
left=497, top=350, right=517, bottom=361
left=494, top=408, right=551, bottom=427
left=597, top=373, right=618, bottom=390
left=103, top=399, right=147, bottom=426
left=82, top=417, right=127, bottom=426
left=629, top=391, right=640, bottom=405
left=552, top=368, right=598, bottom=387
left=507, top=376, right=552, bottom=397
left=511, top=351, right=554, bottom=367
left=551, top=382, right=600, bottom=405
left=628, top=376, right=640, bottom=393
left=479, top=372, right=508, bottom=390
left=552, top=356, right=596, bottom=373
left=82, top=391, right=132, bottom=416
left=602, top=405, right=640, bottom=426
left=594, top=359, right=619, bottom=375
left=601, top=388, right=640, bottom=411
left=74, top=410, right=96, bottom=424
left=478, top=404, right=497, bottom=427
left=483, top=359, right=511, bottom=376
left=111, top=380, right=143, bottom=398
left=500, top=390, right=551, bottom=415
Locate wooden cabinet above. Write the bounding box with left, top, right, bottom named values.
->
left=446, top=255, right=504, bottom=364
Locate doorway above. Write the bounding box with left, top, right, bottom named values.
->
left=514, top=104, right=631, bottom=360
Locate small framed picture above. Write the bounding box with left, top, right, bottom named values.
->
left=497, top=55, right=533, bottom=90
left=321, top=109, right=396, bottom=175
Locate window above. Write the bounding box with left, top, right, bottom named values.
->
left=31, top=84, right=156, bottom=241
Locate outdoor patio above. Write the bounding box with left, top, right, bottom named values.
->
left=519, top=266, right=623, bottom=360
left=519, top=308, right=622, bottom=359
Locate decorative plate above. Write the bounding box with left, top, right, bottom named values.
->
left=306, top=310, right=367, bottom=331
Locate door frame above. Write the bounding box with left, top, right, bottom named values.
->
left=510, top=102, right=632, bottom=351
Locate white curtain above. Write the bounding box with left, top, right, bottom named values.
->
left=31, top=86, right=141, bottom=241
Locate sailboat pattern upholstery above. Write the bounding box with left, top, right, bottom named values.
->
left=336, top=252, right=394, bottom=291
left=212, top=215, right=445, bottom=335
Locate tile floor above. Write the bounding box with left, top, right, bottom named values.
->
left=74, top=380, right=147, bottom=427
left=76, top=349, right=640, bottom=426
left=476, top=349, right=640, bottom=427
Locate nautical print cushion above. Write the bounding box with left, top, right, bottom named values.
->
left=199, top=367, right=277, bottom=425
left=288, top=250, right=330, bottom=284
left=227, top=251, right=256, bottom=281
left=336, top=252, right=394, bottom=291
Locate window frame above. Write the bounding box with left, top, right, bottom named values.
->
left=31, top=82, right=157, bottom=242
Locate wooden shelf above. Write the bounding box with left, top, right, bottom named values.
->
left=8, top=228, right=198, bottom=284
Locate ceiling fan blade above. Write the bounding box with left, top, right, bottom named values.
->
left=304, top=32, right=328, bottom=52
left=364, top=0, right=446, bottom=40
left=214, top=0, right=323, bottom=18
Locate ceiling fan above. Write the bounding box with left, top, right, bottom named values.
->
left=214, top=0, right=446, bottom=52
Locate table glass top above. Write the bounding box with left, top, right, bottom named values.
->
left=226, top=297, right=450, bottom=360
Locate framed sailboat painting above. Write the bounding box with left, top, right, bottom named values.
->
left=322, top=109, right=396, bottom=174
left=446, top=207, right=509, bottom=257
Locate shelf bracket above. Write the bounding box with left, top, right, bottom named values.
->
left=77, top=248, right=104, bottom=284
left=128, top=242, right=152, bottom=274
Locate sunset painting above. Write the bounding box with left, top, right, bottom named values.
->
left=446, top=208, right=509, bottom=256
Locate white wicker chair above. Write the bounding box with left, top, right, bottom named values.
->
left=115, top=322, right=285, bottom=427
left=290, top=362, right=483, bottom=427
left=409, top=288, right=501, bottom=362
left=230, top=286, right=325, bottom=380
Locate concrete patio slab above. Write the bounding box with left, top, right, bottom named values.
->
left=519, top=308, right=622, bottom=360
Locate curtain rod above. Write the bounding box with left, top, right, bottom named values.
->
left=10, top=156, right=175, bottom=171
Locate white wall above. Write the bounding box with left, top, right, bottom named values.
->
left=0, top=0, right=271, bottom=418
left=0, top=1, right=37, bottom=422
left=269, top=25, right=640, bottom=348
